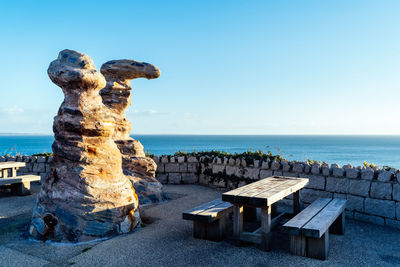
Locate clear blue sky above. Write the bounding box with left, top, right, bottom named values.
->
left=0, top=0, right=399, bottom=135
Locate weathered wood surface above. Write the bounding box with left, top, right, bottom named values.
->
left=0, top=175, right=40, bottom=186
left=290, top=235, right=307, bottom=257
left=282, top=198, right=331, bottom=235
left=307, top=232, right=329, bottom=260
left=260, top=206, right=272, bottom=251
left=193, top=217, right=227, bottom=241
left=302, top=198, right=347, bottom=238
left=193, top=221, right=207, bottom=239
left=235, top=178, right=288, bottom=205
left=283, top=198, right=346, bottom=260
left=182, top=198, right=233, bottom=223
left=233, top=205, right=244, bottom=245
left=250, top=178, right=308, bottom=206
left=293, top=191, right=302, bottom=215
left=222, top=176, right=309, bottom=206
left=222, top=177, right=276, bottom=202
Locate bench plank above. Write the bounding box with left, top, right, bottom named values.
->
left=183, top=198, right=224, bottom=218
left=194, top=201, right=233, bottom=223
left=282, top=198, right=331, bottom=235
left=183, top=198, right=233, bottom=222
left=0, top=175, right=41, bottom=186
left=302, top=198, right=347, bottom=238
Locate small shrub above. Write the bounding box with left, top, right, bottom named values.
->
left=363, top=161, right=375, bottom=168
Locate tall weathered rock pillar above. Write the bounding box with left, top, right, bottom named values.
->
left=100, top=60, right=164, bottom=205
left=30, top=50, right=140, bottom=242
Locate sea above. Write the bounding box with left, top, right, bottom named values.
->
left=0, top=135, right=399, bottom=168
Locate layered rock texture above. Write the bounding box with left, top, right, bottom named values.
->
left=100, top=60, right=164, bottom=205
left=30, top=50, right=140, bottom=242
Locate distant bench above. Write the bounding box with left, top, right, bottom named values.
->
left=282, top=198, right=347, bottom=260
left=183, top=198, right=233, bottom=241
left=0, top=162, right=40, bottom=195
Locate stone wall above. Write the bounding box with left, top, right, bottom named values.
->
left=2, top=154, right=400, bottom=230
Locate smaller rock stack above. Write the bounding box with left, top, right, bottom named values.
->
left=100, top=60, right=164, bottom=205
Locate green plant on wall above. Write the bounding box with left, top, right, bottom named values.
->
left=363, top=161, right=375, bottom=168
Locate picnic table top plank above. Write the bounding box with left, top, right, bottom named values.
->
left=0, top=162, right=26, bottom=169
left=253, top=178, right=309, bottom=206
left=221, top=177, right=274, bottom=200
left=302, top=198, right=347, bottom=238
left=282, top=198, right=332, bottom=235
left=235, top=178, right=295, bottom=206
left=233, top=178, right=287, bottom=204
left=222, top=176, right=309, bottom=206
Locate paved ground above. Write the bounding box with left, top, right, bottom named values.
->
left=1, top=184, right=400, bottom=266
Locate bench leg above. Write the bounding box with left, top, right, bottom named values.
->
left=207, top=217, right=226, bottom=241
left=330, top=212, right=345, bottom=235
left=2, top=169, right=8, bottom=178
left=11, top=182, right=31, bottom=196
left=307, top=232, right=329, bottom=260
left=193, top=221, right=207, bottom=239
left=260, top=206, right=272, bottom=251
left=233, top=205, right=244, bottom=246
left=243, top=206, right=257, bottom=222
left=290, top=235, right=307, bottom=257
left=11, top=167, right=17, bottom=178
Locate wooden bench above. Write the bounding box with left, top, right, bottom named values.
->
left=0, top=175, right=41, bottom=195
left=183, top=198, right=233, bottom=241
left=282, top=198, right=347, bottom=260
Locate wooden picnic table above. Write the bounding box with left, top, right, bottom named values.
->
left=0, top=161, right=26, bottom=178
left=222, top=176, right=309, bottom=251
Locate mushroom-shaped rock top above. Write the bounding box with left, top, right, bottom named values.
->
left=48, top=49, right=106, bottom=90
left=101, top=60, right=161, bottom=83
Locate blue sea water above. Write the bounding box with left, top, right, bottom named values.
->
left=0, top=135, right=399, bottom=168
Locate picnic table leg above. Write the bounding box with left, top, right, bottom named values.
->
left=293, top=191, right=303, bottom=215
left=260, top=205, right=271, bottom=251
left=2, top=169, right=8, bottom=178
left=233, top=205, right=243, bottom=246
left=11, top=167, right=18, bottom=177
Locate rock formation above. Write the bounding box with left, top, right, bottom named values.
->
left=30, top=50, right=140, bottom=242
left=100, top=60, right=164, bottom=205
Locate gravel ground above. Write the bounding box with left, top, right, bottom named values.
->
left=1, top=184, right=400, bottom=266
